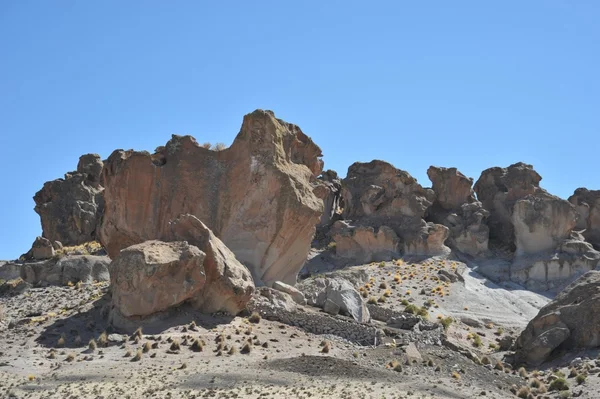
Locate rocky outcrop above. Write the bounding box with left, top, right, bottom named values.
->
left=473, top=162, right=542, bottom=249
left=330, top=221, right=399, bottom=263
left=21, top=255, right=110, bottom=286
left=272, top=281, right=307, bottom=305
left=426, top=167, right=489, bottom=257
left=34, top=154, right=104, bottom=246
left=511, top=193, right=577, bottom=256
left=297, top=275, right=370, bottom=323
left=315, top=170, right=342, bottom=227
left=98, top=110, right=323, bottom=286
left=510, top=231, right=600, bottom=291
left=109, top=216, right=254, bottom=324
left=427, top=166, right=475, bottom=211
left=514, top=271, right=600, bottom=366
left=337, top=160, right=450, bottom=260
left=569, top=188, right=600, bottom=249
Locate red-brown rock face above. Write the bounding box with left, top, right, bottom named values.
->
left=98, top=110, right=324, bottom=285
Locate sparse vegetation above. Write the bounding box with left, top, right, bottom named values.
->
left=57, top=335, right=65, bottom=347
left=142, top=342, right=152, bottom=353
left=190, top=339, right=203, bottom=352
left=214, top=142, right=227, bottom=151
left=549, top=377, right=569, bottom=391
left=367, top=296, right=378, bottom=305
left=241, top=342, right=252, bottom=354
left=170, top=339, right=181, bottom=352
left=88, top=339, right=97, bottom=351
left=98, top=331, right=108, bottom=348
left=472, top=334, right=482, bottom=348
left=132, top=349, right=142, bottom=362
left=518, top=367, right=527, bottom=378
left=65, top=353, right=75, bottom=362
left=576, top=373, right=586, bottom=385
left=248, top=312, right=261, bottom=324
left=516, top=386, right=530, bottom=398
left=439, top=316, right=453, bottom=330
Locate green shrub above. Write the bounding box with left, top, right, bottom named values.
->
left=549, top=377, right=569, bottom=391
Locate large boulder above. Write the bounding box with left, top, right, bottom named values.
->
left=34, top=154, right=104, bottom=246
left=474, top=162, right=542, bottom=248
left=511, top=193, right=577, bottom=256
left=338, top=160, right=449, bottom=259
left=109, top=216, right=254, bottom=323
left=330, top=221, right=399, bottom=263
left=426, top=166, right=489, bottom=256
left=342, top=160, right=434, bottom=221
left=21, top=255, right=110, bottom=286
left=109, top=240, right=208, bottom=318
left=27, top=236, right=55, bottom=260
left=569, top=188, right=600, bottom=249
left=514, top=271, right=600, bottom=365
left=427, top=166, right=475, bottom=211
left=297, top=275, right=370, bottom=323
left=98, top=110, right=323, bottom=286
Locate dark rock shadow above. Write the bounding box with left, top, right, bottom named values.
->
left=36, top=294, right=235, bottom=349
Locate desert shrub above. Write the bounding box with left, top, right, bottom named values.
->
left=248, top=312, right=261, bottom=324
left=241, top=342, right=252, bottom=354
left=321, top=341, right=331, bottom=353
left=228, top=346, right=237, bottom=355
left=170, top=339, right=181, bottom=351
left=190, top=339, right=203, bottom=352
left=440, top=317, right=453, bottom=330
left=404, top=304, right=418, bottom=314
left=481, top=356, right=491, bottom=365
left=518, top=367, right=527, bottom=378
left=142, top=342, right=152, bottom=353
left=98, top=331, right=108, bottom=347
left=213, top=143, right=227, bottom=151
left=516, top=386, right=530, bottom=398
left=88, top=339, right=97, bottom=351
left=549, top=377, right=569, bottom=391
left=576, top=373, right=586, bottom=385
left=472, top=334, right=482, bottom=348
left=202, top=142, right=211, bottom=149
left=65, top=353, right=75, bottom=362
left=132, top=349, right=142, bottom=361
left=367, top=297, right=378, bottom=305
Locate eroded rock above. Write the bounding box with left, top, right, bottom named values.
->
left=34, top=154, right=104, bottom=246
left=98, top=110, right=323, bottom=286
left=330, top=221, right=399, bottom=263
left=514, top=270, right=600, bottom=365
left=569, top=188, right=600, bottom=249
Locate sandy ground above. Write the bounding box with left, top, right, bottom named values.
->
left=1, top=258, right=597, bottom=398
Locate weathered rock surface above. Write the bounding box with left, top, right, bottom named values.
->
left=514, top=271, right=600, bottom=365
left=510, top=231, right=600, bottom=291
left=34, top=154, right=104, bottom=246
left=109, top=240, right=207, bottom=318
left=474, top=162, right=542, bottom=248
left=21, top=255, right=110, bottom=286
left=164, top=214, right=255, bottom=314
left=330, top=221, right=399, bottom=263
left=426, top=167, right=489, bottom=256
left=27, top=236, right=55, bottom=260
left=337, top=160, right=450, bottom=259
left=427, top=166, right=475, bottom=211
left=272, top=281, right=307, bottom=306
left=98, top=110, right=323, bottom=286
left=569, top=188, right=600, bottom=249
left=511, top=193, right=577, bottom=256
left=109, top=216, right=254, bottom=324
left=315, top=170, right=342, bottom=227
left=297, top=275, right=370, bottom=323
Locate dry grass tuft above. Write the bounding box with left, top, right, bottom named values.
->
left=516, top=386, right=531, bottom=398
left=98, top=331, right=108, bottom=348
left=57, top=335, right=65, bottom=348
left=88, top=339, right=97, bottom=351
left=170, top=339, right=181, bottom=352
left=321, top=341, right=331, bottom=353
left=241, top=342, right=252, bottom=354
left=142, top=342, right=152, bottom=353
left=65, top=353, right=75, bottom=362
left=248, top=312, right=261, bottom=324
left=228, top=346, right=237, bottom=355
left=190, top=339, right=203, bottom=352
left=132, top=349, right=142, bottom=362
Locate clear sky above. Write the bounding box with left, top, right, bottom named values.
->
left=0, top=1, right=598, bottom=260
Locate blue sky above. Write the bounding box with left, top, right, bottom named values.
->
left=0, top=1, right=598, bottom=259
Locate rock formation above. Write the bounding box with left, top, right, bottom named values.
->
left=514, top=270, right=600, bottom=366
left=21, top=255, right=110, bottom=286
left=297, top=274, right=370, bottom=323
left=109, top=216, right=254, bottom=325
left=98, top=110, right=324, bottom=286
left=569, top=188, right=600, bottom=249
left=33, top=154, right=104, bottom=246
left=334, top=160, right=450, bottom=260
left=473, top=163, right=600, bottom=290
left=314, top=170, right=342, bottom=227
left=473, top=162, right=542, bottom=249
left=426, top=166, right=489, bottom=257
left=26, top=236, right=55, bottom=260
